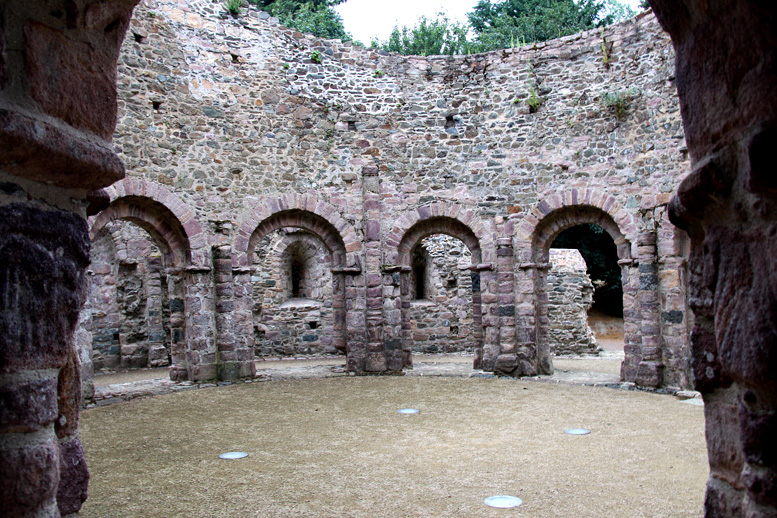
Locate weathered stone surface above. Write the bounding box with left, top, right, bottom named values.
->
left=56, top=436, right=89, bottom=516
left=0, top=204, right=90, bottom=372
left=651, top=0, right=777, bottom=515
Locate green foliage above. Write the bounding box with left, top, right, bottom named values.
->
left=375, top=13, right=474, bottom=56
left=374, top=70, right=384, bottom=78
left=551, top=224, right=623, bottom=316
left=526, top=83, right=541, bottom=112
left=468, top=0, right=633, bottom=52
left=310, top=50, right=322, bottom=64
left=256, top=0, right=351, bottom=41
left=225, top=0, right=242, bottom=16
left=600, top=27, right=610, bottom=67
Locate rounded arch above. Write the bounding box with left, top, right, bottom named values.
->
left=91, top=196, right=190, bottom=268
left=531, top=205, right=632, bottom=263
left=385, top=202, right=494, bottom=266
left=234, top=195, right=359, bottom=268
left=518, top=188, right=637, bottom=260
left=398, top=216, right=483, bottom=266
left=91, top=179, right=207, bottom=268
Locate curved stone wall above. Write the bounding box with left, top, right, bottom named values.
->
left=83, top=0, right=692, bottom=388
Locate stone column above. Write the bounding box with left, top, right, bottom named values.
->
left=0, top=1, right=138, bottom=515
left=474, top=264, right=500, bottom=373
left=381, top=266, right=406, bottom=368
left=213, top=245, right=240, bottom=380
left=184, top=265, right=217, bottom=381
left=495, top=237, right=519, bottom=373
left=166, top=270, right=188, bottom=381
left=145, top=254, right=168, bottom=367
left=0, top=207, right=91, bottom=517
left=635, top=231, right=664, bottom=387
left=232, top=266, right=257, bottom=379
left=361, top=164, right=392, bottom=373
left=619, top=258, right=641, bottom=383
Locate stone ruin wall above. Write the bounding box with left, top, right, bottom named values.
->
left=547, top=249, right=598, bottom=355
left=81, top=0, right=692, bottom=388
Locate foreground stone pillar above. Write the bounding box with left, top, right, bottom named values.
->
left=0, top=1, right=138, bottom=515
left=650, top=1, right=777, bottom=516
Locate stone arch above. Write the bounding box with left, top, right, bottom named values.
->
left=86, top=179, right=206, bottom=381
left=236, top=196, right=356, bottom=355
left=386, top=205, right=494, bottom=369
left=521, top=189, right=639, bottom=381
left=234, top=194, right=360, bottom=269
left=384, top=202, right=494, bottom=266
left=92, top=178, right=207, bottom=268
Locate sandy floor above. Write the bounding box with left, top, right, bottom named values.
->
left=80, top=372, right=707, bottom=518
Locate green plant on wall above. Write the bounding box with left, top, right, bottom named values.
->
left=526, top=83, right=541, bottom=113
left=600, top=28, right=610, bottom=68
left=602, top=90, right=635, bottom=120
left=310, top=50, right=322, bottom=64
left=225, top=0, right=242, bottom=16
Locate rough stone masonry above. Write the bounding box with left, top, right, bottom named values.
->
left=79, top=0, right=693, bottom=391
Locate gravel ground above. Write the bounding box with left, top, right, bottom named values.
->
left=80, top=366, right=707, bottom=518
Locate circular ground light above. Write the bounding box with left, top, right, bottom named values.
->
left=564, top=428, right=591, bottom=435
left=219, top=451, right=249, bottom=459
left=397, top=408, right=420, bottom=414
left=484, top=495, right=523, bottom=508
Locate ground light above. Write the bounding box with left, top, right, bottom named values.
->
left=397, top=408, right=420, bottom=414
left=219, top=452, right=249, bottom=459
left=484, top=495, right=523, bottom=508
left=564, top=428, right=591, bottom=435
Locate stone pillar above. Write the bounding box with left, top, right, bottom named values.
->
left=475, top=264, right=501, bottom=373
left=0, top=207, right=91, bottom=517
left=470, top=269, right=485, bottom=369
left=0, top=1, right=138, bottom=515
left=213, top=245, right=240, bottom=380
left=362, top=165, right=393, bottom=372
left=635, top=231, right=664, bottom=387
left=166, top=270, right=188, bottom=381
left=184, top=266, right=217, bottom=381
left=619, top=259, right=641, bottom=382
left=381, top=267, right=405, bottom=368
left=232, top=266, right=257, bottom=379
left=494, top=237, right=520, bottom=374
left=145, top=254, right=168, bottom=367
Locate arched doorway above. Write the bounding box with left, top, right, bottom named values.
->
left=531, top=206, right=637, bottom=379
left=550, top=223, right=624, bottom=355
left=396, top=217, right=485, bottom=368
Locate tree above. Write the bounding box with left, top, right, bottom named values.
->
left=375, top=14, right=473, bottom=56
left=254, top=0, right=351, bottom=41
left=468, top=0, right=621, bottom=51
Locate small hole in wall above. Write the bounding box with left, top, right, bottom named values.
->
left=445, top=115, right=456, bottom=129
left=450, top=326, right=459, bottom=335
left=447, top=278, right=457, bottom=289
left=152, top=100, right=162, bottom=110
left=133, top=32, right=145, bottom=43
left=348, top=121, right=357, bottom=131
left=113, top=332, right=120, bottom=341
left=309, top=321, right=318, bottom=330
left=231, top=53, right=240, bottom=63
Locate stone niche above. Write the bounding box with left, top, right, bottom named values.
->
left=547, top=249, right=599, bottom=355
left=409, top=235, right=476, bottom=354
left=252, top=228, right=336, bottom=356
left=85, top=219, right=171, bottom=371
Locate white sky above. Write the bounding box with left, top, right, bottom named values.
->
left=335, top=0, right=645, bottom=45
